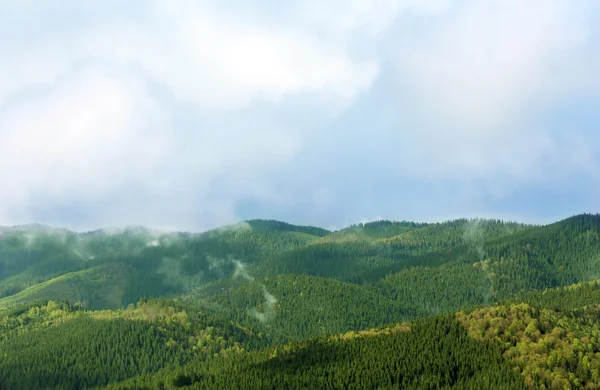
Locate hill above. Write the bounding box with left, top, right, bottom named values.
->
left=185, top=274, right=418, bottom=343
left=0, top=263, right=134, bottom=310
left=108, top=276, right=600, bottom=389
left=107, top=314, right=525, bottom=390
left=251, top=218, right=533, bottom=285
left=314, top=220, right=429, bottom=242
left=2, top=215, right=600, bottom=325
left=0, top=299, right=262, bottom=389
left=0, top=220, right=327, bottom=309
left=2, top=214, right=600, bottom=388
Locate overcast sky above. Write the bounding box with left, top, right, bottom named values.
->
left=1, top=1, right=599, bottom=231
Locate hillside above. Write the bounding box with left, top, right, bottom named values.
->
left=457, top=302, right=600, bottom=388
left=0, top=299, right=262, bottom=389
left=108, top=315, right=525, bottom=390
left=106, top=283, right=600, bottom=390
left=251, top=218, right=534, bottom=285
left=1, top=214, right=600, bottom=388
left=185, top=274, right=418, bottom=343
left=0, top=263, right=134, bottom=310
left=2, top=215, right=600, bottom=323
left=0, top=220, right=327, bottom=310
left=313, top=220, right=429, bottom=243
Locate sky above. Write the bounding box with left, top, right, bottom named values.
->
left=1, top=0, right=599, bottom=232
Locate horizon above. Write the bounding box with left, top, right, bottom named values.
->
left=3, top=212, right=597, bottom=234
left=1, top=1, right=599, bottom=231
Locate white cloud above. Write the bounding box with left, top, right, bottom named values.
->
left=0, top=65, right=168, bottom=215
left=0, top=60, right=302, bottom=229
left=386, top=0, right=600, bottom=181
left=0, top=1, right=381, bottom=111
left=0, top=1, right=392, bottom=228
left=394, top=0, right=593, bottom=129
left=0, top=0, right=598, bottom=229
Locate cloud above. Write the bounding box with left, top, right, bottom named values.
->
left=249, top=285, right=278, bottom=324
left=0, top=63, right=170, bottom=221
left=230, top=259, right=278, bottom=324
left=233, top=260, right=254, bottom=281
left=392, top=0, right=595, bottom=128
left=0, top=1, right=390, bottom=229
left=0, top=59, right=302, bottom=230
left=0, top=1, right=599, bottom=230
left=0, top=1, right=381, bottom=111
left=381, top=0, right=600, bottom=182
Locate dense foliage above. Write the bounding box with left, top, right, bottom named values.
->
left=0, top=221, right=326, bottom=309
left=458, top=303, right=600, bottom=388
left=0, top=299, right=261, bottom=389
left=109, top=316, right=525, bottom=390
left=1, top=214, right=600, bottom=388
left=187, top=274, right=416, bottom=343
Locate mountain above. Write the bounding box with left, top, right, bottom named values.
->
left=314, top=220, right=429, bottom=242
left=0, top=263, right=134, bottom=309
left=1, top=214, right=600, bottom=388
left=108, top=315, right=525, bottom=390
left=106, top=281, right=600, bottom=389
left=2, top=214, right=600, bottom=315
left=184, top=274, right=418, bottom=343
left=0, top=219, right=327, bottom=310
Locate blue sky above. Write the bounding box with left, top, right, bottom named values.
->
left=1, top=0, right=599, bottom=231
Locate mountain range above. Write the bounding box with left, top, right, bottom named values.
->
left=1, top=214, right=600, bottom=389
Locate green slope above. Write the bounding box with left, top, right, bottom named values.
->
left=107, top=315, right=525, bottom=390
left=251, top=219, right=533, bottom=285
left=0, top=299, right=262, bottom=390
left=0, top=263, right=134, bottom=310
left=375, top=263, right=494, bottom=315
left=0, top=220, right=327, bottom=309
left=185, top=274, right=418, bottom=343
left=514, top=278, right=600, bottom=311
left=1, top=215, right=600, bottom=389
left=3, top=214, right=600, bottom=319
left=109, top=275, right=600, bottom=390
left=316, top=220, right=429, bottom=243
left=245, top=219, right=330, bottom=237
left=0, top=225, right=79, bottom=283
left=458, top=302, right=600, bottom=388
left=372, top=214, right=600, bottom=315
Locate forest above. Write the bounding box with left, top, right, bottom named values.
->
left=1, top=214, right=600, bottom=388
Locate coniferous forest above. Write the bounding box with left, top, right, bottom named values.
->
left=2, top=215, right=600, bottom=388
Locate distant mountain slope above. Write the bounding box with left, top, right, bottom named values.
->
left=0, top=220, right=328, bottom=308
left=0, top=225, right=78, bottom=282
left=514, top=278, right=600, bottom=311
left=0, top=263, right=135, bottom=310
left=2, top=214, right=599, bottom=318
left=369, top=215, right=600, bottom=315
left=316, top=220, right=429, bottom=243
left=185, top=274, right=417, bottom=343
left=245, top=219, right=330, bottom=237
left=374, top=263, right=494, bottom=315
left=251, top=219, right=533, bottom=285
left=380, top=218, right=534, bottom=253
left=471, top=213, right=600, bottom=298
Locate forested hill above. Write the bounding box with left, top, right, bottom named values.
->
left=1, top=214, right=599, bottom=314
left=2, top=214, right=600, bottom=388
